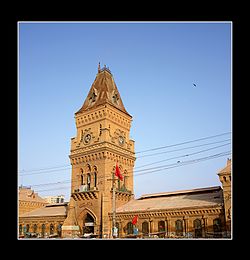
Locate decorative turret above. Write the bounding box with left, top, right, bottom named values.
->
left=218, top=158, right=231, bottom=236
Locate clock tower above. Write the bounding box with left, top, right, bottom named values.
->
left=62, top=64, right=136, bottom=238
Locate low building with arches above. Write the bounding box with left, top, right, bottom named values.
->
left=113, top=185, right=228, bottom=239
left=19, top=203, right=67, bottom=238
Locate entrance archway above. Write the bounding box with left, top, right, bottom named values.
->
left=82, top=213, right=95, bottom=236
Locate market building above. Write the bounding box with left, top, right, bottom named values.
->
left=18, top=64, right=232, bottom=239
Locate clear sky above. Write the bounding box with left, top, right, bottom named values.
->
left=18, top=21, right=232, bottom=201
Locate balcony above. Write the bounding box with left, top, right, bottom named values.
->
left=116, top=186, right=131, bottom=195
left=72, top=187, right=99, bottom=201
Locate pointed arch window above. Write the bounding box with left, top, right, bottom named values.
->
left=115, top=222, right=120, bottom=237
left=80, top=168, right=84, bottom=185
left=87, top=173, right=91, bottom=190
left=175, top=220, right=183, bottom=236
left=142, top=221, right=149, bottom=236
left=158, top=220, right=165, bottom=238
left=123, top=170, right=127, bottom=190
left=213, top=218, right=222, bottom=237
left=50, top=224, right=54, bottom=235
left=93, top=172, right=97, bottom=188
left=19, top=224, right=22, bottom=235
left=81, top=174, right=84, bottom=186
left=26, top=224, right=30, bottom=233
left=33, top=224, right=37, bottom=233
left=93, top=166, right=97, bottom=189
left=41, top=224, right=46, bottom=237
left=127, top=222, right=133, bottom=235
left=193, top=219, right=202, bottom=238
left=57, top=224, right=62, bottom=237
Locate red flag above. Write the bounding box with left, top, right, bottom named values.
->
left=132, top=215, right=138, bottom=225
left=115, top=163, right=123, bottom=181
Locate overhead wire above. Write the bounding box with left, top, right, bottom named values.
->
left=19, top=135, right=231, bottom=176
left=19, top=131, right=231, bottom=194
left=30, top=150, right=231, bottom=192
left=36, top=151, right=231, bottom=192
left=21, top=140, right=230, bottom=187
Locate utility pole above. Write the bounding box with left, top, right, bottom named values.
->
left=108, top=170, right=117, bottom=239
left=112, top=172, right=116, bottom=238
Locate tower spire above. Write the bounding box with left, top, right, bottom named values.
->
left=98, top=62, right=101, bottom=73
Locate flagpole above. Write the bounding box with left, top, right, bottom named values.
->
left=112, top=171, right=116, bottom=238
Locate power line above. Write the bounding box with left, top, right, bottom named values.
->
left=136, top=132, right=231, bottom=154
left=35, top=151, right=231, bottom=193
left=20, top=141, right=230, bottom=183
left=136, top=139, right=231, bottom=159
left=135, top=143, right=230, bottom=169
left=19, top=134, right=231, bottom=175
left=134, top=151, right=231, bottom=177
left=24, top=150, right=231, bottom=192
left=18, top=164, right=70, bottom=174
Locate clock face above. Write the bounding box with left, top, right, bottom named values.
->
left=84, top=133, right=91, bottom=144
left=118, top=136, right=125, bottom=145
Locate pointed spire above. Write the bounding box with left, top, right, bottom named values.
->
left=75, top=65, right=131, bottom=116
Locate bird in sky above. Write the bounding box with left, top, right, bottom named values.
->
left=193, top=83, right=197, bottom=87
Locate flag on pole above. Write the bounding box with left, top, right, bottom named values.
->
left=115, top=163, right=123, bottom=181
left=132, top=215, right=138, bottom=225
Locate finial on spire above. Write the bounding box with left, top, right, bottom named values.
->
left=98, top=62, right=101, bottom=73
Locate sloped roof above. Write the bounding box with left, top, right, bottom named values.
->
left=75, top=65, right=130, bottom=116
left=116, top=186, right=223, bottom=213
left=19, top=203, right=68, bottom=218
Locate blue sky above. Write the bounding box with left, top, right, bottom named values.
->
left=18, top=22, right=231, bottom=201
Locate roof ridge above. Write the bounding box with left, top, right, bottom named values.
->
left=138, top=186, right=221, bottom=199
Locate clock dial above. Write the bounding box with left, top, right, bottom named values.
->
left=118, top=136, right=125, bottom=145
left=84, top=133, right=91, bottom=144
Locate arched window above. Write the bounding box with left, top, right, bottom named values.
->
left=33, top=224, right=37, bottom=233
left=57, top=224, right=62, bottom=237
left=213, top=218, right=222, bottom=238
left=87, top=173, right=91, bottom=190
left=80, top=168, right=84, bottom=185
left=81, top=174, right=84, bottom=186
left=19, top=224, right=22, bottom=235
left=23, top=225, right=27, bottom=234
left=193, top=219, right=202, bottom=238
left=123, top=170, right=127, bottom=189
left=175, top=220, right=183, bottom=236
left=50, top=224, right=54, bottom=235
left=127, top=222, right=133, bottom=235
left=26, top=224, right=30, bottom=233
left=142, top=221, right=149, bottom=236
left=117, top=179, right=121, bottom=190
left=158, top=221, right=165, bottom=238
left=93, top=172, right=97, bottom=188
left=41, top=224, right=46, bottom=237
left=115, top=222, right=120, bottom=237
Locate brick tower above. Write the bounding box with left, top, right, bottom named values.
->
left=62, top=64, right=136, bottom=238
